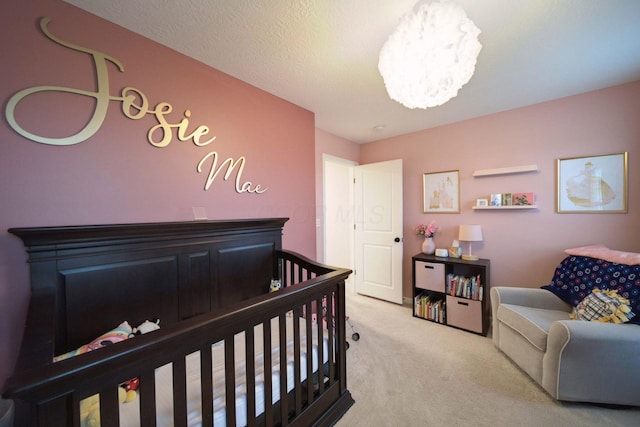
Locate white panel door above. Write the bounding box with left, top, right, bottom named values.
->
left=354, top=159, right=403, bottom=304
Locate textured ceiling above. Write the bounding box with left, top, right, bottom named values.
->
left=65, top=0, right=640, bottom=143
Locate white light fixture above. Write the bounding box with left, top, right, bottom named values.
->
left=458, top=224, right=483, bottom=261
left=378, top=0, right=482, bottom=109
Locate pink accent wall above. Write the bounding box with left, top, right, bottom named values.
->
left=0, top=0, right=316, bottom=388
left=360, top=82, right=640, bottom=300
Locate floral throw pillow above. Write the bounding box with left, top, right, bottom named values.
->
left=541, top=255, right=640, bottom=324
left=570, top=289, right=636, bottom=323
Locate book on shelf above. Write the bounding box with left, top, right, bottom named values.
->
left=446, top=273, right=483, bottom=301
left=414, top=291, right=445, bottom=323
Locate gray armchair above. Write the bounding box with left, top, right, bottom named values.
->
left=491, top=286, right=640, bottom=406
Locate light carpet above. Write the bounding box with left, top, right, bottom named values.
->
left=336, top=291, right=640, bottom=427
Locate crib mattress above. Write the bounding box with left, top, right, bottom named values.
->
left=84, top=314, right=329, bottom=427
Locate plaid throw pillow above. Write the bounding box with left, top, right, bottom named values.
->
left=571, top=289, right=636, bottom=323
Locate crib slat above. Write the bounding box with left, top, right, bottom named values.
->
left=305, top=302, right=314, bottom=405
left=139, top=369, right=157, bottom=427
left=173, top=356, right=188, bottom=427
left=246, top=326, right=256, bottom=427
left=99, top=387, right=120, bottom=427
left=71, top=395, right=81, bottom=427
left=225, top=335, right=236, bottom=427
left=293, top=306, right=302, bottom=416
left=327, top=292, right=335, bottom=386
left=288, top=261, right=295, bottom=287
left=278, top=313, right=288, bottom=425
left=263, top=319, right=274, bottom=427
left=200, top=344, right=214, bottom=426
left=282, top=260, right=289, bottom=286
left=315, top=295, right=324, bottom=395
left=335, top=285, right=348, bottom=394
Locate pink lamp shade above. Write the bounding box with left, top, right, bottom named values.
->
left=458, top=224, right=483, bottom=260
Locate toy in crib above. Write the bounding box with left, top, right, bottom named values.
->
left=75, top=319, right=163, bottom=425
left=131, top=318, right=160, bottom=336
left=269, top=279, right=282, bottom=292
left=121, top=320, right=161, bottom=401
left=81, top=387, right=128, bottom=427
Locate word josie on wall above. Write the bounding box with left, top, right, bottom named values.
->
left=5, top=17, right=267, bottom=195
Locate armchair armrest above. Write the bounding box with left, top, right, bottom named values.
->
left=543, top=320, right=640, bottom=405
left=491, top=286, right=572, bottom=346
left=491, top=286, right=572, bottom=311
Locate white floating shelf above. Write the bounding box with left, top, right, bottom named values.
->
left=472, top=205, right=537, bottom=210
left=472, top=164, right=538, bottom=177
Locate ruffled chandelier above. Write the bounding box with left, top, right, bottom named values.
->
left=378, top=1, right=482, bottom=109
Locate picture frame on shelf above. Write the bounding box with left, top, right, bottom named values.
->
left=476, top=198, right=488, bottom=207
left=502, top=193, right=513, bottom=206
left=513, top=192, right=535, bottom=206
left=557, top=152, right=628, bottom=213
left=490, top=193, right=502, bottom=206
left=423, top=170, right=460, bottom=213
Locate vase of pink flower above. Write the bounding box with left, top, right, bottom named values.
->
left=415, top=221, right=438, bottom=254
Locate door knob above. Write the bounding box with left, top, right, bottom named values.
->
left=394, top=237, right=401, bottom=242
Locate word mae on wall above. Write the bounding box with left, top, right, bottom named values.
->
left=5, top=17, right=267, bottom=194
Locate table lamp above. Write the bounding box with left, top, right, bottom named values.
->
left=458, top=224, right=483, bottom=261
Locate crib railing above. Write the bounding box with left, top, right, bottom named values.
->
left=4, top=251, right=353, bottom=427
left=275, top=250, right=352, bottom=423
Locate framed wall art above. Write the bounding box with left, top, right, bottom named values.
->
left=557, top=152, right=628, bottom=213
left=423, top=170, right=460, bottom=213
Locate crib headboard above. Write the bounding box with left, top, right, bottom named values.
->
left=10, top=218, right=288, bottom=371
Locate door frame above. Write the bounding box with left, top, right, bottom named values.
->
left=321, top=154, right=357, bottom=293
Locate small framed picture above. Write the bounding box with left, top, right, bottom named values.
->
left=513, top=192, right=535, bottom=206
left=476, top=198, right=488, bottom=207
left=502, top=193, right=513, bottom=206
left=490, top=193, right=502, bottom=206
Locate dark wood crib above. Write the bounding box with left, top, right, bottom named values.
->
left=3, top=218, right=353, bottom=426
